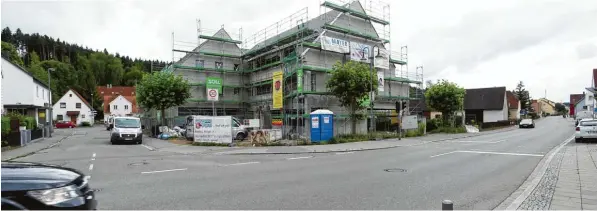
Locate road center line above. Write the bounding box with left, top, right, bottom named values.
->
left=88, top=164, right=94, bottom=171
left=227, top=161, right=260, bottom=166
left=286, top=156, right=313, bottom=160
left=457, top=150, right=543, bottom=157
left=430, top=151, right=457, bottom=158
left=336, top=152, right=354, bottom=155
left=141, top=168, right=188, bottom=174
left=92, top=153, right=96, bottom=158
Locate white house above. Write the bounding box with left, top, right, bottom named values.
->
left=52, top=89, right=94, bottom=125
left=1, top=56, right=51, bottom=125
left=582, top=89, right=596, bottom=116
left=107, top=95, right=136, bottom=119
left=464, top=87, right=509, bottom=124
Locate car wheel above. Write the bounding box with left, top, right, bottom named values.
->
left=235, top=133, right=245, bottom=141
left=575, top=138, right=581, bottom=143
left=137, top=140, right=143, bottom=144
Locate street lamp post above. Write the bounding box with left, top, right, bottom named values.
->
left=47, top=68, right=55, bottom=137
left=362, top=45, right=381, bottom=134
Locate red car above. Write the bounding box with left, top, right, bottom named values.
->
left=55, top=121, right=77, bottom=128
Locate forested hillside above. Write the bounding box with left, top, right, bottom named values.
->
left=1, top=27, right=170, bottom=117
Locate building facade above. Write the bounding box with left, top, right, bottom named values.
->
left=464, top=87, right=508, bottom=124
left=1, top=57, right=51, bottom=125
left=506, top=91, right=520, bottom=120
left=52, top=89, right=94, bottom=125
left=163, top=0, right=423, bottom=138
left=97, top=85, right=137, bottom=122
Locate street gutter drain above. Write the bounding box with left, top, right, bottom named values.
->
left=128, top=162, right=149, bottom=166
left=384, top=168, right=407, bottom=173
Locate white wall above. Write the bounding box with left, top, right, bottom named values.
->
left=584, top=91, right=595, bottom=113
left=483, top=110, right=506, bottom=123
left=108, top=95, right=133, bottom=117
left=52, top=90, right=94, bottom=125
left=1, top=59, right=35, bottom=107
left=33, top=84, right=50, bottom=108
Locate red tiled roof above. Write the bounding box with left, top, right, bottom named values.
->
left=506, top=91, right=519, bottom=109
left=570, top=94, right=584, bottom=105
left=97, top=86, right=137, bottom=113
left=70, top=89, right=92, bottom=110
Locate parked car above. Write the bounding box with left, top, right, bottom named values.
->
left=575, top=119, right=597, bottom=143
left=1, top=162, right=97, bottom=210
left=55, top=121, right=76, bottom=128
left=110, top=117, right=144, bottom=145
left=519, top=118, right=535, bottom=128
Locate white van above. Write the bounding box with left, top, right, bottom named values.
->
left=184, top=115, right=247, bottom=141
left=110, top=117, right=144, bottom=145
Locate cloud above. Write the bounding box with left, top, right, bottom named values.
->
left=576, top=43, right=597, bottom=59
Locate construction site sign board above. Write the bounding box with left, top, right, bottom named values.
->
left=206, top=77, right=222, bottom=93
left=193, top=116, right=233, bottom=144
left=350, top=41, right=371, bottom=63
left=272, top=71, right=283, bottom=109
left=321, top=36, right=349, bottom=53
left=374, top=48, right=389, bottom=69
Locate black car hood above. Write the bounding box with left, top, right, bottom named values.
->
left=1, top=162, right=82, bottom=191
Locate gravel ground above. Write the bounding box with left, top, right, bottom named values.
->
left=517, top=147, right=567, bottom=210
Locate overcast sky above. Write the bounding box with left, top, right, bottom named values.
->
left=2, top=0, right=597, bottom=102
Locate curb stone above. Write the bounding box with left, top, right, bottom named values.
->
left=2, top=134, right=72, bottom=161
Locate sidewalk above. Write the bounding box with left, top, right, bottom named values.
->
left=1, top=130, right=73, bottom=161
left=512, top=142, right=597, bottom=210
left=144, top=126, right=517, bottom=155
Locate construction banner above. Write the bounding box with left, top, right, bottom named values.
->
left=272, top=71, right=283, bottom=109
left=350, top=41, right=371, bottom=63
left=297, top=69, right=303, bottom=93
left=374, top=48, right=389, bottom=69
left=320, top=36, right=350, bottom=53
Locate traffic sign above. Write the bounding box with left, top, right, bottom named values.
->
left=207, top=88, right=219, bottom=101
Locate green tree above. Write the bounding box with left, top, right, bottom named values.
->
left=1, top=41, right=23, bottom=66
left=136, top=71, right=191, bottom=124
left=555, top=103, right=567, bottom=114
left=326, top=61, right=377, bottom=134
left=123, top=62, right=145, bottom=86
left=424, top=79, right=466, bottom=124
left=514, top=81, right=531, bottom=111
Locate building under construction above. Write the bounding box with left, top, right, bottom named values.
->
left=162, top=0, right=423, bottom=138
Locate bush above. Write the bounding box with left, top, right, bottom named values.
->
left=81, top=121, right=91, bottom=127
left=1, top=117, right=10, bottom=135
left=432, top=126, right=467, bottom=134
left=426, top=118, right=442, bottom=131
left=23, top=117, right=36, bottom=129
left=481, top=120, right=511, bottom=129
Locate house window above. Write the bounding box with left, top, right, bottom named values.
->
left=196, top=60, right=204, bottom=68
left=215, top=61, right=223, bottom=69
left=311, top=73, right=316, bottom=92
left=42, top=90, right=45, bottom=99
left=82, top=114, right=85, bottom=118
left=60, top=103, right=66, bottom=108
left=113, top=105, right=118, bottom=110
left=125, top=105, right=129, bottom=110
left=233, top=88, right=240, bottom=95
left=57, top=115, right=63, bottom=120
left=76, top=103, right=81, bottom=109
left=69, top=94, right=72, bottom=97
left=37, top=86, right=39, bottom=97
left=256, top=84, right=272, bottom=95
left=234, top=64, right=240, bottom=71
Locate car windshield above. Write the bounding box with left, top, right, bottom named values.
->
left=114, top=118, right=141, bottom=128
left=521, top=119, right=532, bottom=124
left=580, top=120, right=597, bottom=126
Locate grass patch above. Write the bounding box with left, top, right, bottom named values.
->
left=430, top=126, right=467, bottom=134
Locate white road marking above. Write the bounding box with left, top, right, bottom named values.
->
left=91, top=158, right=95, bottom=161
left=336, top=152, right=354, bottom=155
left=88, top=164, right=94, bottom=171
left=488, top=139, right=508, bottom=144
left=457, top=150, right=544, bottom=157
left=286, top=156, right=313, bottom=160
left=141, top=168, right=188, bottom=174
left=85, top=175, right=91, bottom=180
left=141, top=144, right=155, bottom=151
left=218, top=161, right=261, bottom=167
left=430, top=151, right=458, bottom=158
left=92, top=153, right=96, bottom=158
left=505, top=136, right=574, bottom=210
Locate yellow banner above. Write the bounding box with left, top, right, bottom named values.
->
left=272, top=71, right=283, bottom=109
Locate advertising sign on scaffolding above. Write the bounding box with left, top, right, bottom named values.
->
left=272, top=71, right=284, bottom=109
left=206, top=77, right=223, bottom=93
left=377, top=70, right=385, bottom=92
left=374, top=48, right=390, bottom=69
left=320, top=36, right=350, bottom=53
left=402, top=115, right=419, bottom=130
left=297, top=69, right=303, bottom=93
left=350, top=41, right=371, bottom=63
left=193, top=116, right=233, bottom=144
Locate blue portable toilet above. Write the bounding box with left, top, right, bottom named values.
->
left=310, top=109, right=334, bottom=143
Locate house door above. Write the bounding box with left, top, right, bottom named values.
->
left=70, top=115, right=77, bottom=124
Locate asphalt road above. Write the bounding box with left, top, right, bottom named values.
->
left=13, top=117, right=575, bottom=209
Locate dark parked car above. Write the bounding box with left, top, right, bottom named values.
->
left=519, top=118, right=535, bottom=128
left=55, top=121, right=77, bottom=129
left=1, top=162, right=97, bottom=210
